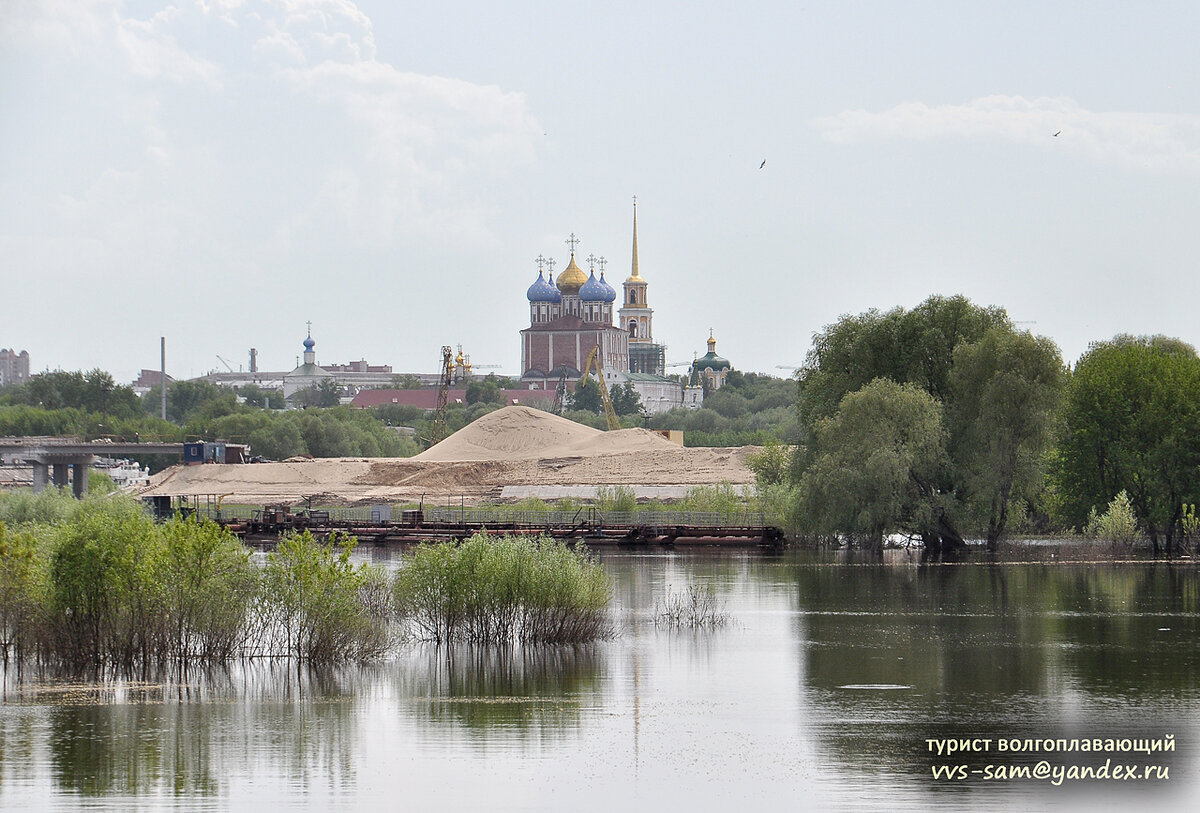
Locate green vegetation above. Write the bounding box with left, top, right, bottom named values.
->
left=784, top=295, right=1066, bottom=554
left=0, top=497, right=395, bottom=668
left=260, top=531, right=393, bottom=662
left=0, top=368, right=418, bottom=462
left=393, top=534, right=612, bottom=644
left=1085, top=491, right=1138, bottom=548
left=0, top=496, right=619, bottom=668
left=1053, top=335, right=1200, bottom=556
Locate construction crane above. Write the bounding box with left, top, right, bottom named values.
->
left=430, top=346, right=455, bottom=445
left=216, top=355, right=235, bottom=373
left=580, top=345, right=621, bottom=431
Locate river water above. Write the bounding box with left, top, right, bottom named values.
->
left=1, top=548, right=1197, bottom=812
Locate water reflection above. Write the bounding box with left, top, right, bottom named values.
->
left=0, top=552, right=1196, bottom=811
left=394, top=645, right=603, bottom=735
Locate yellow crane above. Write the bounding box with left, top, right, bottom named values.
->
left=580, top=345, right=621, bottom=431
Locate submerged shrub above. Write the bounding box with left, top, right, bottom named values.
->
left=0, top=520, right=45, bottom=661
left=159, top=516, right=257, bottom=661
left=1085, top=490, right=1138, bottom=547
left=394, top=534, right=612, bottom=645
left=655, top=583, right=729, bottom=629
left=260, top=530, right=393, bottom=663
left=46, top=497, right=165, bottom=667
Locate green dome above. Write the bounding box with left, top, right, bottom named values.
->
left=695, top=351, right=730, bottom=372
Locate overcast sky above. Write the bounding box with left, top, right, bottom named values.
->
left=4, top=1, right=1200, bottom=383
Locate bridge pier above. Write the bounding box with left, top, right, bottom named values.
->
left=72, top=462, right=89, bottom=498
left=53, top=463, right=69, bottom=488
left=32, top=462, right=49, bottom=493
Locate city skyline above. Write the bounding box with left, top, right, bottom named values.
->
left=4, top=1, right=1200, bottom=382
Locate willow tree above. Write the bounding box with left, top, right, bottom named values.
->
left=798, top=379, right=953, bottom=553
left=948, top=328, right=1065, bottom=550
left=793, top=295, right=1064, bottom=551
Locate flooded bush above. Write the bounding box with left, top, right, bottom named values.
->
left=1085, top=490, right=1138, bottom=547
left=46, top=498, right=166, bottom=668
left=3, top=497, right=396, bottom=669
left=0, top=521, right=44, bottom=661
left=393, top=534, right=612, bottom=645
left=259, top=530, right=394, bottom=663
left=159, top=516, right=257, bottom=661
left=655, top=584, right=729, bottom=629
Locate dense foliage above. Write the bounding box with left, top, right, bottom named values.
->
left=393, top=534, right=613, bottom=644
left=1054, top=335, right=1200, bottom=556
left=788, top=295, right=1065, bottom=552
left=0, top=369, right=417, bottom=462
left=0, top=494, right=618, bottom=667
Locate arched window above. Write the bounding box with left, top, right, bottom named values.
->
left=628, top=320, right=638, bottom=337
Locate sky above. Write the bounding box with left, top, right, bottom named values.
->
left=3, top=0, right=1200, bottom=383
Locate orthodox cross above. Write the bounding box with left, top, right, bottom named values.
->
left=632, top=194, right=637, bottom=206
left=306, top=320, right=312, bottom=336
left=546, top=257, right=556, bottom=276
left=565, top=233, right=580, bottom=255
left=585, top=253, right=598, bottom=271
left=598, top=256, right=607, bottom=274
left=535, top=254, right=546, bottom=273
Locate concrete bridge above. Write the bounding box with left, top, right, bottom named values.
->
left=0, top=439, right=182, bottom=497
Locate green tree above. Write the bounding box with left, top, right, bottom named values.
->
left=797, top=379, right=953, bottom=554
left=293, top=379, right=343, bottom=408
left=569, top=378, right=604, bottom=414
left=237, top=384, right=284, bottom=409
left=797, top=295, right=1010, bottom=428
left=791, top=295, right=1060, bottom=551
left=466, top=374, right=505, bottom=406
left=1055, top=335, right=1200, bottom=556
left=610, top=382, right=643, bottom=416
left=144, top=379, right=238, bottom=423
left=948, top=329, right=1065, bottom=550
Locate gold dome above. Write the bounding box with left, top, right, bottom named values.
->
left=556, top=254, right=588, bottom=295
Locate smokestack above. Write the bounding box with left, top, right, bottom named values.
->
left=160, top=337, right=167, bottom=421
left=250, top=347, right=258, bottom=374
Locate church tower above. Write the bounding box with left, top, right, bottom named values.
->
left=619, top=200, right=665, bottom=375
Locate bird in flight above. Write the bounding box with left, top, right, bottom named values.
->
left=1053, top=131, right=1061, bottom=137
left=759, top=159, right=766, bottom=169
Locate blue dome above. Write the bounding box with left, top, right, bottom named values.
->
left=579, top=270, right=609, bottom=302
left=527, top=271, right=561, bottom=303
left=303, top=335, right=315, bottom=351
left=598, top=271, right=617, bottom=303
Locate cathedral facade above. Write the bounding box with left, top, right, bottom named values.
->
left=519, top=205, right=680, bottom=412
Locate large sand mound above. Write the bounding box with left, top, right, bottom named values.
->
left=413, top=405, right=677, bottom=462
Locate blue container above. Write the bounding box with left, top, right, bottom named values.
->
left=183, top=442, right=205, bottom=464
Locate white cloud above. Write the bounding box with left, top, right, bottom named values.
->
left=815, top=95, right=1200, bottom=173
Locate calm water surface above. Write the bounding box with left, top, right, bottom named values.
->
left=1, top=549, right=1197, bottom=812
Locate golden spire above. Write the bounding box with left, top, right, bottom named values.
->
left=630, top=196, right=640, bottom=279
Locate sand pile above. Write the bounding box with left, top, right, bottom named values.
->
left=413, top=405, right=678, bottom=462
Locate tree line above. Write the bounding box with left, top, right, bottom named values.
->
left=761, top=294, right=1200, bottom=557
